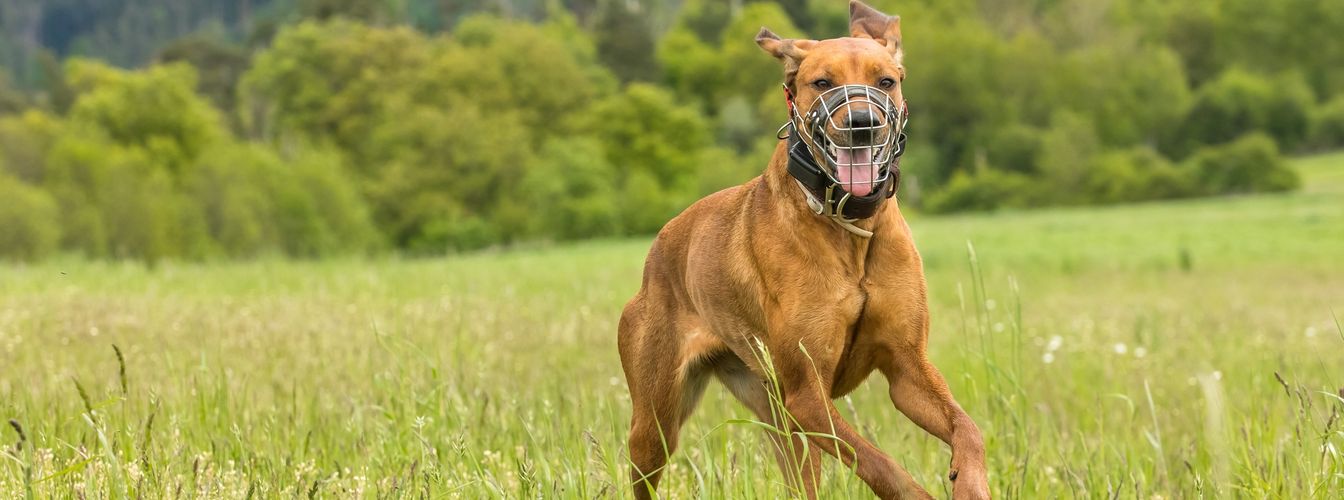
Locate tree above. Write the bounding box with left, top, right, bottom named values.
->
left=241, top=19, right=434, bottom=162
left=0, top=69, right=26, bottom=114
left=0, top=172, right=60, bottom=261
left=521, top=137, right=621, bottom=239
left=66, top=60, right=226, bottom=173
left=584, top=83, right=711, bottom=233
left=1172, top=69, right=1313, bottom=157
left=592, top=0, right=659, bottom=82
left=157, top=35, right=251, bottom=128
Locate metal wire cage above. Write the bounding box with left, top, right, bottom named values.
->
left=791, top=84, right=908, bottom=196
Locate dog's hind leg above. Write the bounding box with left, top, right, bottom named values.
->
left=618, top=300, right=709, bottom=500
left=716, top=356, right=822, bottom=499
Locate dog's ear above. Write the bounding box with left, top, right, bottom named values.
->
left=756, top=27, right=816, bottom=90
left=849, top=1, right=902, bottom=60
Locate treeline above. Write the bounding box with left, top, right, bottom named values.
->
left=1, top=0, right=1342, bottom=261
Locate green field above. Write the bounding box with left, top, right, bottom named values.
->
left=2, top=154, right=1343, bottom=498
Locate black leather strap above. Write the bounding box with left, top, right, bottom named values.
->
left=785, top=124, right=903, bottom=220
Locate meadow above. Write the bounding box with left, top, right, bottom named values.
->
left=1, top=154, right=1342, bottom=499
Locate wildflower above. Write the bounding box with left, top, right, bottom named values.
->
left=1113, top=343, right=1128, bottom=355
left=1042, top=352, right=1055, bottom=364
left=1047, top=335, right=1063, bottom=351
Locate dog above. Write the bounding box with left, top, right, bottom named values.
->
left=617, top=1, right=989, bottom=498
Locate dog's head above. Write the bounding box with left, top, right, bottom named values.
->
left=758, top=0, right=905, bottom=197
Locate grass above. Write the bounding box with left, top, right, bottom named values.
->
left=2, top=153, right=1343, bottom=498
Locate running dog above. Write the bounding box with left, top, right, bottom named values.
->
left=617, top=2, right=989, bottom=498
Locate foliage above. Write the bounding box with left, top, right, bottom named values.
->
left=925, top=168, right=1035, bottom=213
left=1172, top=69, right=1314, bottom=157
left=0, top=172, right=60, bottom=261
left=522, top=137, right=622, bottom=240
left=583, top=83, right=711, bottom=233
left=240, top=19, right=434, bottom=160
left=0, top=1, right=1341, bottom=260
left=1309, top=95, right=1344, bottom=150
left=42, top=131, right=204, bottom=261
left=592, top=0, right=658, bottom=82
left=156, top=34, right=251, bottom=128
left=0, top=110, right=63, bottom=184
left=1183, top=133, right=1300, bottom=195
left=0, top=69, right=25, bottom=113
left=187, top=142, right=378, bottom=258
left=66, top=60, right=226, bottom=172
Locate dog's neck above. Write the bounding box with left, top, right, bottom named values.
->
left=763, top=140, right=889, bottom=239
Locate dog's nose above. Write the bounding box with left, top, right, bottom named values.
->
left=842, top=109, right=879, bottom=129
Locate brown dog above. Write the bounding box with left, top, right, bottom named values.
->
left=617, top=2, right=989, bottom=498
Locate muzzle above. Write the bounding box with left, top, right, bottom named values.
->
left=782, top=84, right=908, bottom=225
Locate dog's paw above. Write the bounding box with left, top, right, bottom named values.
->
left=949, top=468, right=990, bottom=500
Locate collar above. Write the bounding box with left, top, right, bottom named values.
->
left=783, top=121, right=902, bottom=237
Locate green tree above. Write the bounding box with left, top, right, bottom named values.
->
left=0, top=69, right=26, bottom=114
left=300, top=0, right=399, bottom=22
left=43, top=132, right=206, bottom=260
left=1173, top=68, right=1313, bottom=157
left=0, top=110, right=64, bottom=184
left=1054, top=44, right=1190, bottom=146
left=585, top=83, right=711, bottom=233
left=241, top=20, right=433, bottom=162
left=0, top=172, right=61, bottom=261
left=592, top=0, right=658, bottom=82
left=522, top=137, right=621, bottom=239
left=187, top=142, right=379, bottom=257
left=1037, top=111, right=1101, bottom=202
left=66, top=60, right=226, bottom=173
left=1309, top=95, right=1344, bottom=150
left=157, top=35, right=251, bottom=129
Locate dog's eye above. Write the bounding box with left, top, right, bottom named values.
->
left=878, top=77, right=897, bottom=89
left=812, top=79, right=832, bottom=90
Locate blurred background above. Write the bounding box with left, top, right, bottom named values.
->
left=0, top=0, right=1341, bottom=259
left=2, top=3, right=1343, bottom=496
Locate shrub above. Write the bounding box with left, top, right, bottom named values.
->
left=522, top=137, right=622, bottom=240
left=1173, top=69, right=1313, bottom=156
left=0, top=173, right=60, bottom=261
left=43, top=133, right=197, bottom=261
left=1037, top=112, right=1101, bottom=203
left=984, top=124, right=1043, bottom=175
left=1085, top=147, right=1196, bottom=203
left=410, top=210, right=498, bottom=254
left=66, top=60, right=225, bottom=172
left=188, top=142, right=379, bottom=258
left=1183, top=133, right=1299, bottom=195
left=925, top=168, right=1035, bottom=213
left=1308, top=95, right=1344, bottom=150
left=0, top=110, right=63, bottom=184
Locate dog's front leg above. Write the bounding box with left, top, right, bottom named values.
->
left=882, top=354, right=990, bottom=500
left=768, top=340, right=933, bottom=499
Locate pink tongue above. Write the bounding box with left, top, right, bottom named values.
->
left=834, top=147, right=877, bottom=196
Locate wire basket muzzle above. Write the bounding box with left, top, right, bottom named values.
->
left=797, top=85, right=907, bottom=187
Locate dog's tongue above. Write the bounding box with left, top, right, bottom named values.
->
left=834, top=147, right=877, bottom=196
